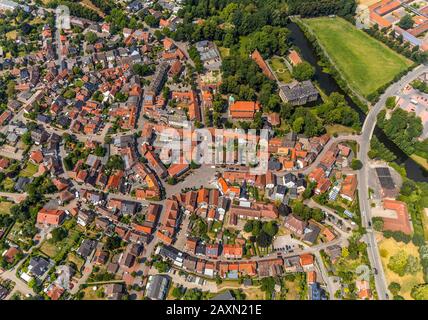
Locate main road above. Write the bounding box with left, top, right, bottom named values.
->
left=357, top=64, right=428, bottom=300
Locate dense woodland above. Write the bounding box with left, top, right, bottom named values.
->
left=287, top=0, right=356, bottom=18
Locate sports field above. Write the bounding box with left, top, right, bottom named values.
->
left=303, top=17, right=413, bottom=98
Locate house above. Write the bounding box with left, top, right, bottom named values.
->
left=185, top=237, right=197, bottom=254
left=283, top=173, right=297, bottom=188
left=3, top=246, right=20, bottom=264
left=279, top=81, right=319, bottom=106
left=37, top=208, right=66, bottom=226
left=205, top=244, right=219, bottom=259
left=300, top=254, right=314, bottom=271
left=340, top=175, right=357, bottom=201
left=288, top=50, right=303, bottom=66
left=94, top=249, right=109, bottom=265
left=251, top=50, right=274, bottom=80
left=211, top=290, right=236, bottom=300
left=381, top=199, right=412, bottom=235
left=223, top=244, right=243, bottom=259
left=229, top=101, right=260, bottom=119
left=257, top=258, right=284, bottom=277
left=119, top=251, right=136, bottom=269
left=310, top=282, right=327, bottom=300
left=167, top=163, right=189, bottom=178
left=77, top=239, right=97, bottom=259
left=303, top=222, right=321, bottom=245
left=356, top=280, right=372, bottom=300
left=31, top=128, right=49, bottom=145
left=95, top=217, right=110, bottom=231
left=148, top=62, right=169, bottom=95
left=105, top=283, right=125, bottom=300
left=284, top=214, right=307, bottom=236
left=146, top=275, right=170, bottom=300
left=77, top=210, right=95, bottom=227
left=46, top=283, right=65, bottom=300
left=28, top=256, right=50, bottom=279
left=0, top=286, right=8, bottom=299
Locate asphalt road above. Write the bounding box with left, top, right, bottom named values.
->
left=357, top=64, right=428, bottom=300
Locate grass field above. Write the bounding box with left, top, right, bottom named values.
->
left=67, top=252, right=85, bottom=272
left=2, top=178, right=15, bottom=191
left=326, top=124, right=358, bottom=136
left=303, top=17, right=412, bottom=98
left=5, top=30, right=17, bottom=40
left=0, top=201, right=13, bottom=215
left=285, top=279, right=301, bottom=300
left=40, top=230, right=81, bottom=261
left=81, top=286, right=105, bottom=300
left=218, top=46, right=230, bottom=59
left=268, top=57, right=293, bottom=83
left=379, top=237, right=424, bottom=300
left=19, top=163, right=38, bottom=177
left=244, top=287, right=265, bottom=300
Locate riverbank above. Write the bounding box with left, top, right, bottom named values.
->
left=410, top=154, right=428, bottom=172
left=291, top=17, right=369, bottom=113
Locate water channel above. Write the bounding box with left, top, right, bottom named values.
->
left=287, top=22, right=428, bottom=182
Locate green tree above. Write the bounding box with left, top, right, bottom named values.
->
left=386, top=96, right=396, bottom=109
left=373, top=219, right=384, bottom=232
left=171, top=286, right=184, bottom=299
left=262, top=221, right=278, bottom=237
left=85, top=31, right=98, bottom=44
left=398, top=14, right=414, bottom=30
left=388, top=282, right=401, bottom=296
left=243, top=220, right=253, bottom=233
left=351, top=159, right=363, bottom=170
left=22, top=132, right=32, bottom=145
left=292, top=62, right=315, bottom=81
left=411, top=284, right=428, bottom=300
left=51, top=227, right=68, bottom=243
left=256, top=230, right=272, bottom=248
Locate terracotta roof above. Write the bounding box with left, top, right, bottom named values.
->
left=223, top=244, right=243, bottom=258
left=382, top=199, right=412, bottom=235
left=288, top=50, right=303, bottom=66
left=30, top=150, right=44, bottom=164
left=37, top=208, right=66, bottom=226
left=229, top=101, right=260, bottom=119
left=299, top=254, right=314, bottom=266
left=340, top=175, right=357, bottom=200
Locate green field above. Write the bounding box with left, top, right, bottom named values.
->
left=269, top=57, right=293, bottom=83
left=303, top=17, right=413, bottom=98
left=0, top=201, right=13, bottom=215
left=19, top=163, right=38, bottom=177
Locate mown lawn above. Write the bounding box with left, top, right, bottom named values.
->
left=19, top=163, right=38, bottom=177
left=0, top=201, right=13, bottom=215
left=303, top=17, right=412, bottom=98
left=40, top=229, right=81, bottom=261
left=218, top=46, right=230, bottom=59
left=269, top=57, right=293, bottom=83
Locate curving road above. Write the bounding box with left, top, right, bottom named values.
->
left=357, top=64, right=428, bottom=300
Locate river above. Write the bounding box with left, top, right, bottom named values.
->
left=287, top=21, right=428, bottom=182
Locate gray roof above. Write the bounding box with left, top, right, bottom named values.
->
left=146, top=275, right=170, bottom=300
left=211, top=290, right=235, bottom=300
left=280, top=81, right=318, bottom=101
